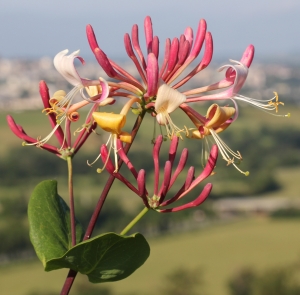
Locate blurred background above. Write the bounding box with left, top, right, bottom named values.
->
left=0, top=1, right=300, bottom=294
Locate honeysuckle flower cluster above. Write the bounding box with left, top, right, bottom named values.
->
left=6, top=14, right=289, bottom=295
left=7, top=16, right=287, bottom=174
left=6, top=54, right=113, bottom=159
left=6, top=81, right=99, bottom=159
left=85, top=16, right=286, bottom=174
left=99, top=135, right=218, bottom=213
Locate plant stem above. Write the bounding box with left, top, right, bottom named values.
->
left=60, top=112, right=145, bottom=295
left=84, top=111, right=145, bottom=240
left=120, top=207, right=149, bottom=235
left=67, top=156, right=76, bottom=247
left=60, top=269, right=77, bottom=295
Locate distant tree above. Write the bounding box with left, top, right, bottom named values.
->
left=228, top=263, right=300, bottom=295
left=161, top=266, right=206, bottom=295
left=254, top=266, right=300, bottom=295
left=228, top=268, right=256, bottom=295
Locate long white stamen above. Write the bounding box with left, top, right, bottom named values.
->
left=159, top=108, right=183, bottom=139
left=233, top=93, right=288, bottom=117
left=87, top=134, right=112, bottom=167
left=24, top=123, right=62, bottom=147
left=209, top=129, right=249, bottom=176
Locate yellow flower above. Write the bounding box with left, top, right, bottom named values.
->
left=91, top=97, right=141, bottom=172
left=185, top=103, right=249, bottom=176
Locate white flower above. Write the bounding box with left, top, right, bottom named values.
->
left=154, top=83, right=186, bottom=138
left=54, top=49, right=85, bottom=87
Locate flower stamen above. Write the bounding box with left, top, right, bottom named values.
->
left=268, top=92, right=284, bottom=113
left=209, top=129, right=249, bottom=176
left=156, top=107, right=184, bottom=139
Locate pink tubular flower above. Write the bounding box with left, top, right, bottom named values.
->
left=85, top=16, right=266, bottom=139
left=99, top=135, right=218, bottom=213
left=7, top=81, right=99, bottom=159
left=84, top=15, right=288, bottom=175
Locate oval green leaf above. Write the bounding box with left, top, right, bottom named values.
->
left=46, top=232, right=150, bottom=283
left=28, top=180, right=84, bottom=267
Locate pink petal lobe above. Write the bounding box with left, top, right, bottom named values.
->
left=159, top=183, right=212, bottom=213
left=94, top=48, right=117, bottom=78
left=117, top=139, right=138, bottom=178
left=86, top=24, right=99, bottom=51
left=137, top=169, right=149, bottom=207
left=184, top=27, right=193, bottom=52
left=39, top=81, right=65, bottom=147
left=164, top=38, right=179, bottom=78
left=168, top=135, right=179, bottom=167
left=158, top=161, right=172, bottom=203
left=132, top=24, right=147, bottom=70
left=153, top=135, right=163, bottom=195
left=159, top=38, right=171, bottom=78
left=241, top=44, right=255, bottom=68
left=152, top=36, right=159, bottom=58
left=145, top=53, right=159, bottom=97
left=144, top=16, right=153, bottom=53
left=188, top=19, right=206, bottom=60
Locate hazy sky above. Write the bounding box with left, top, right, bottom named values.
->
left=0, top=0, right=299, bottom=62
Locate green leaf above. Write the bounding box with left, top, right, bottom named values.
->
left=28, top=180, right=84, bottom=267
left=28, top=180, right=150, bottom=282
left=46, top=232, right=150, bottom=283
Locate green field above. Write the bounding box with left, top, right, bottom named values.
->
left=1, top=218, right=300, bottom=295
left=1, top=104, right=300, bottom=295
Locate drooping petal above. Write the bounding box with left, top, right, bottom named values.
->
left=155, top=83, right=186, bottom=124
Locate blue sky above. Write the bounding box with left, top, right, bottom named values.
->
left=0, top=0, right=299, bottom=62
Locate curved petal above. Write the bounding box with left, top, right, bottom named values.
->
left=82, top=78, right=110, bottom=103
left=217, top=60, right=248, bottom=96
left=159, top=183, right=212, bottom=213
left=155, top=83, right=186, bottom=114
left=205, top=104, right=235, bottom=129
left=187, top=60, right=248, bottom=102
left=92, top=112, right=126, bottom=134
left=54, top=49, right=85, bottom=87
